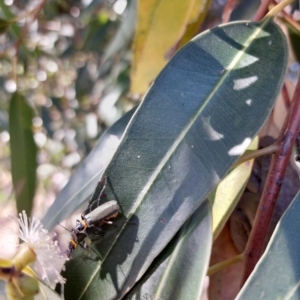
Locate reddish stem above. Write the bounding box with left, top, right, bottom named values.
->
left=222, top=0, right=238, bottom=24
left=282, top=82, right=291, bottom=110
left=253, top=0, right=272, bottom=22
left=241, top=75, right=300, bottom=285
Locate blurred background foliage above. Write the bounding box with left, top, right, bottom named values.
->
left=0, top=0, right=138, bottom=218
left=0, top=0, right=230, bottom=218
left=0, top=0, right=299, bottom=220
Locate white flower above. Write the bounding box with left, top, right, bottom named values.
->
left=9, top=211, right=66, bottom=288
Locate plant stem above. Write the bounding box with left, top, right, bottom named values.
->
left=232, top=143, right=278, bottom=168
left=0, top=0, right=47, bottom=57
left=253, top=0, right=271, bottom=22
left=282, top=82, right=291, bottom=110
left=207, top=253, right=243, bottom=276
left=266, top=0, right=294, bottom=18
left=14, top=0, right=47, bottom=54
left=276, top=3, right=300, bottom=32
left=222, top=0, right=238, bottom=24
left=241, top=75, right=300, bottom=285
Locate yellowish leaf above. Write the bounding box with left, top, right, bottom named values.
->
left=177, top=0, right=210, bottom=49
left=130, top=0, right=211, bottom=94
left=210, top=137, right=259, bottom=239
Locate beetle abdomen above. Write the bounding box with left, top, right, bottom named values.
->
left=84, top=200, right=120, bottom=226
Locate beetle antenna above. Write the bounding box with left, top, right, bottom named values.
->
left=57, top=223, right=72, bottom=232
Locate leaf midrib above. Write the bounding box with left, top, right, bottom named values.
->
left=79, top=18, right=269, bottom=299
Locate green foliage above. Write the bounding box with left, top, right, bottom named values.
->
left=62, top=17, right=287, bottom=300
left=9, top=93, right=37, bottom=214
left=0, top=0, right=298, bottom=299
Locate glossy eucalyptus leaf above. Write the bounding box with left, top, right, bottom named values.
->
left=236, top=191, right=300, bottom=299
left=124, top=200, right=211, bottom=300
left=42, top=107, right=137, bottom=230
left=210, top=137, right=258, bottom=239
left=64, top=18, right=287, bottom=300
left=9, top=93, right=37, bottom=214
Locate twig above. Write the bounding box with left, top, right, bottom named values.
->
left=208, top=253, right=243, bottom=276
left=253, top=0, right=294, bottom=22
left=253, top=0, right=272, bottom=22
left=0, top=0, right=47, bottom=57
left=282, top=82, right=291, bottom=110
left=14, top=0, right=47, bottom=54
left=7, top=4, right=41, bottom=23
left=222, top=0, right=238, bottom=24
left=232, top=144, right=278, bottom=169
left=266, top=0, right=294, bottom=18
left=241, top=74, right=300, bottom=285
left=274, top=0, right=300, bottom=32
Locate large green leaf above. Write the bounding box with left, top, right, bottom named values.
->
left=64, top=18, right=287, bottom=299
left=9, top=93, right=37, bottom=214
left=42, top=107, right=137, bottom=230
left=124, top=200, right=211, bottom=300
left=236, top=190, right=300, bottom=299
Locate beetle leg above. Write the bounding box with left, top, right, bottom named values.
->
left=82, top=176, right=108, bottom=216
left=96, top=176, right=107, bottom=208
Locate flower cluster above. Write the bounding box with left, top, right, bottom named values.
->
left=8, top=211, right=66, bottom=288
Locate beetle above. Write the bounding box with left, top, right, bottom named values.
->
left=66, top=200, right=120, bottom=258
left=66, top=176, right=120, bottom=258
